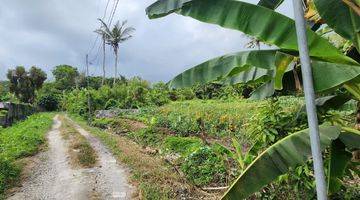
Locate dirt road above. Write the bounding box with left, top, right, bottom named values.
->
left=8, top=115, right=134, bottom=200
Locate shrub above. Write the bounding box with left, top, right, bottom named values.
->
left=37, top=94, right=59, bottom=111
left=181, top=146, right=227, bottom=186
left=128, top=127, right=162, bottom=147
left=163, top=136, right=203, bottom=155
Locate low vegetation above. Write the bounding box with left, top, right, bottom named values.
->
left=0, top=113, right=54, bottom=198
left=70, top=115, right=191, bottom=199
left=89, top=96, right=359, bottom=199
left=59, top=116, right=98, bottom=168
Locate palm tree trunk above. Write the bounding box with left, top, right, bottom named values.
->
left=102, top=38, right=106, bottom=86
left=113, top=48, right=118, bottom=86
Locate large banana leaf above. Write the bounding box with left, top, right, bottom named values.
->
left=327, top=139, right=352, bottom=194
left=311, top=60, right=360, bottom=92
left=168, top=49, right=360, bottom=94
left=315, top=95, right=352, bottom=113
left=168, top=50, right=289, bottom=88
left=222, top=126, right=360, bottom=200
left=257, top=0, right=284, bottom=9
left=146, top=0, right=357, bottom=65
left=249, top=80, right=275, bottom=100
left=314, top=0, right=360, bottom=51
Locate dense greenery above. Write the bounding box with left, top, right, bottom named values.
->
left=0, top=113, right=54, bottom=197
left=0, top=0, right=358, bottom=198
left=146, top=0, right=360, bottom=199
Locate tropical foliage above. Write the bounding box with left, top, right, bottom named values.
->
left=146, top=0, right=360, bottom=198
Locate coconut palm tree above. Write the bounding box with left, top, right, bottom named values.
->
left=97, top=19, right=135, bottom=86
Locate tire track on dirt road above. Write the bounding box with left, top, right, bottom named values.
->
left=7, top=115, right=134, bottom=200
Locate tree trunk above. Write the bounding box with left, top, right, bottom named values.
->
left=113, top=47, right=118, bottom=86
left=102, top=38, right=106, bottom=86
left=292, top=68, right=302, bottom=93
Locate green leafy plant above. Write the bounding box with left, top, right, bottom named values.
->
left=222, top=126, right=360, bottom=199
left=181, top=146, right=228, bottom=186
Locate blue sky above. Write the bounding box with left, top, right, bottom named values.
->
left=0, top=0, right=294, bottom=82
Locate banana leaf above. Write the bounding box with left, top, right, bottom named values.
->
left=258, top=0, right=284, bottom=9
left=314, top=0, right=360, bottom=51
left=146, top=0, right=357, bottom=65
left=249, top=80, right=275, bottom=100
left=222, top=126, right=360, bottom=200
left=315, top=95, right=352, bottom=112
left=168, top=50, right=289, bottom=88
left=327, top=139, right=352, bottom=194
left=168, top=49, right=360, bottom=94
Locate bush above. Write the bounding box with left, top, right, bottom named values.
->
left=181, top=147, right=227, bottom=186
left=129, top=127, right=162, bottom=147
left=37, top=94, right=59, bottom=111
left=163, top=136, right=203, bottom=155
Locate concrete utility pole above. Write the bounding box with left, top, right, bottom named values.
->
left=292, top=0, right=327, bottom=199
left=86, top=54, right=92, bottom=124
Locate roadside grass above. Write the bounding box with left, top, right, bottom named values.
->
left=59, top=116, right=97, bottom=168
left=0, top=113, right=55, bottom=198
left=69, top=115, right=212, bottom=200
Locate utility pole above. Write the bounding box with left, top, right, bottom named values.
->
left=292, top=0, right=327, bottom=199
left=86, top=54, right=92, bottom=124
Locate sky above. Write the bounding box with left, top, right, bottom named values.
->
left=0, top=0, right=294, bottom=82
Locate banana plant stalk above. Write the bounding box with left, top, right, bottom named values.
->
left=292, top=0, right=327, bottom=199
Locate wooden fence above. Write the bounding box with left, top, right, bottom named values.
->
left=0, top=102, right=36, bottom=127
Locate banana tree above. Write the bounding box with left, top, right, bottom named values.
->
left=146, top=0, right=360, bottom=198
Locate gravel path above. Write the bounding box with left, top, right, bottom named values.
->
left=7, top=115, right=134, bottom=200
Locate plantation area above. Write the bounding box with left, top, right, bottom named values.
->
left=1, top=0, right=360, bottom=199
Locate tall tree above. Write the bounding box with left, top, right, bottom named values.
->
left=52, top=65, right=79, bottom=90
left=98, top=19, right=135, bottom=86
left=7, top=66, right=47, bottom=103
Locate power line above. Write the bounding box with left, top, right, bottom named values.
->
left=103, top=0, right=111, bottom=19
left=108, top=0, right=120, bottom=26
left=87, top=0, right=113, bottom=65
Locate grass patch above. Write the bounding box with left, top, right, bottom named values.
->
left=59, top=116, right=97, bottom=168
left=0, top=112, right=55, bottom=198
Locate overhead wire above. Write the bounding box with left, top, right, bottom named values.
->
left=88, top=0, right=114, bottom=64
left=108, top=0, right=120, bottom=26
